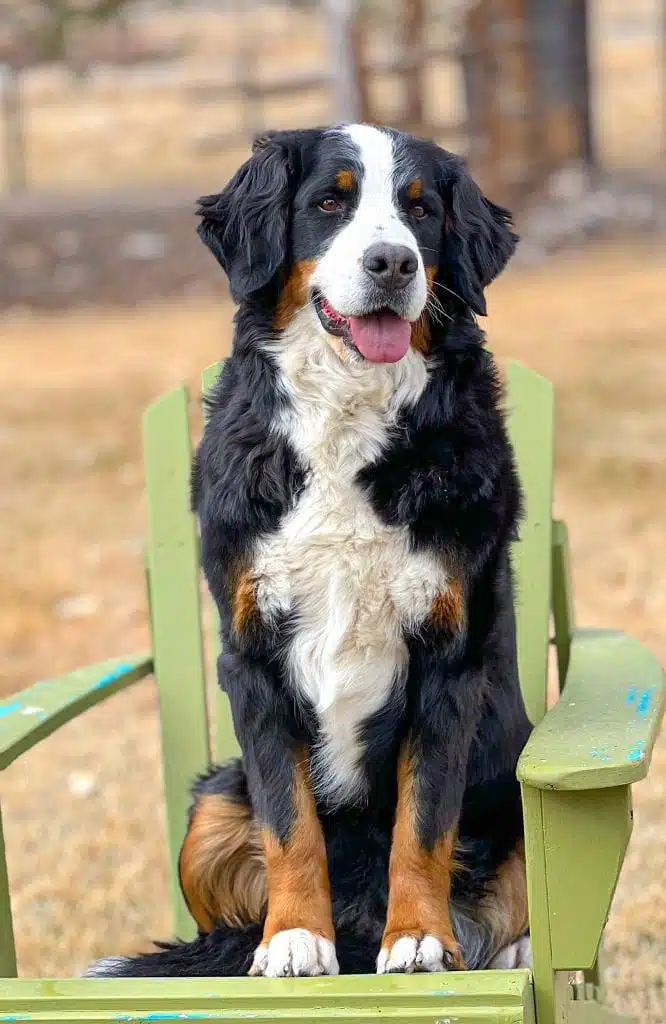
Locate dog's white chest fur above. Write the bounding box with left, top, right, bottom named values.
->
left=253, top=323, right=449, bottom=803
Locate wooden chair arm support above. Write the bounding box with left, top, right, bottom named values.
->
left=0, top=654, right=153, bottom=770
left=518, top=630, right=664, bottom=791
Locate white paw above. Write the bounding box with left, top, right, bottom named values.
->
left=377, top=934, right=450, bottom=974
left=489, top=935, right=532, bottom=969
left=249, top=929, right=339, bottom=978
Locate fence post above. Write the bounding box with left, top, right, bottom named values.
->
left=235, top=0, right=262, bottom=141
left=0, top=65, right=26, bottom=192
left=404, top=0, right=425, bottom=133
left=324, top=0, right=362, bottom=122
left=570, top=0, right=595, bottom=169
left=662, top=0, right=666, bottom=157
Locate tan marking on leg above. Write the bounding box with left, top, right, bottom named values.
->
left=431, top=578, right=465, bottom=632
left=411, top=266, right=438, bottom=355
left=335, top=168, right=355, bottom=191
left=274, top=259, right=319, bottom=330
left=483, top=841, right=529, bottom=956
left=259, top=755, right=334, bottom=947
left=382, top=748, right=465, bottom=969
left=179, top=794, right=267, bottom=932
left=406, top=179, right=423, bottom=200
left=231, top=568, right=258, bottom=636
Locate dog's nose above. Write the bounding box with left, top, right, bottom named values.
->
left=362, top=243, right=418, bottom=291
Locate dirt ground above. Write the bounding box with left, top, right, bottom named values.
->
left=1, top=239, right=666, bottom=1019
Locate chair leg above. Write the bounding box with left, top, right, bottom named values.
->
left=0, top=803, right=17, bottom=977
left=583, top=944, right=607, bottom=1004
left=522, top=785, right=558, bottom=1024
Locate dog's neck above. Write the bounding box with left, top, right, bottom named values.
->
left=270, top=305, right=430, bottom=421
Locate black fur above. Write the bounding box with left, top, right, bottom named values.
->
left=93, top=126, right=531, bottom=978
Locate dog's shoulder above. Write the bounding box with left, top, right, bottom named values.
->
left=192, top=344, right=307, bottom=572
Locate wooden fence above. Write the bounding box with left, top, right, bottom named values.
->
left=2, top=0, right=666, bottom=204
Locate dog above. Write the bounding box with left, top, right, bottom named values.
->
left=87, top=124, right=533, bottom=980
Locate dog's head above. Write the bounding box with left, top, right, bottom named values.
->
left=198, top=125, right=517, bottom=364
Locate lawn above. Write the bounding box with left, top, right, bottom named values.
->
left=1, top=240, right=665, bottom=1019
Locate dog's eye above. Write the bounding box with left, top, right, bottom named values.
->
left=319, top=197, right=342, bottom=214
left=410, top=204, right=426, bottom=220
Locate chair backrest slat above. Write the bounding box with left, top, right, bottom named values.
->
left=201, top=363, right=241, bottom=764
left=506, top=360, right=555, bottom=725
left=143, top=384, right=211, bottom=941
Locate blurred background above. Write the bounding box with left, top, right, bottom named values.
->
left=0, top=0, right=665, bottom=1018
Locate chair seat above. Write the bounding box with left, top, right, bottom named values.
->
left=0, top=970, right=536, bottom=1023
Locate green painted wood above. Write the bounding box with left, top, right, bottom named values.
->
left=0, top=654, right=152, bottom=770
left=0, top=970, right=535, bottom=1022
left=518, top=630, right=665, bottom=790
left=552, top=519, right=575, bottom=690
left=201, top=361, right=240, bottom=764
left=584, top=945, right=607, bottom=1005
left=542, top=786, right=632, bottom=971
left=143, top=385, right=212, bottom=941
left=506, top=361, right=555, bottom=726
left=0, top=805, right=17, bottom=978
left=521, top=784, right=556, bottom=1024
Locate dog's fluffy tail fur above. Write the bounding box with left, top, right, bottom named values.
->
left=85, top=923, right=377, bottom=978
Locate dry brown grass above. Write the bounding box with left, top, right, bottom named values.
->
left=1, top=241, right=666, bottom=1019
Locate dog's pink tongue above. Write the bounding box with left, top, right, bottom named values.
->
left=348, top=312, right=411, bottom=363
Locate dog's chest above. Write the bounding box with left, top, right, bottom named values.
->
left=254, top=366, right=448, bottom=802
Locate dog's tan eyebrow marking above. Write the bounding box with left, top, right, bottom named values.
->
left=335, top=168, right=355, bottom=191
left=406, top=179, right=423, bottom=200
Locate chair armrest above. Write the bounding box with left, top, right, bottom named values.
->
left=518, top=630, right=664, bottom=790
left=0, top=653, right=153, bottom=770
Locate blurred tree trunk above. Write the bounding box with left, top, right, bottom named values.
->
left=462, top=0, right=538, bottom=203
left=461, top=0, right=594, bottom=203
left=529, top=0, right=589, bottom=176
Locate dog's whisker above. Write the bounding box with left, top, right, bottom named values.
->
left=425, top=293, right=453, bottom=324
left=432, top=280, right=466, bottom=305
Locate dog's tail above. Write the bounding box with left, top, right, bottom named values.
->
left=85, top=923, right=376, bottom=978
left=85, top=924, right=261, bottom=978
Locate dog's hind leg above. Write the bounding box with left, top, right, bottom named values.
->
left=452, top=839, right=529, bottom=970
left=179, top=760, right=267, bottom=932
left=483, top=840, right=530, bottom=968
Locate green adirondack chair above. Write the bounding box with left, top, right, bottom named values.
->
left=0, top=360, right=663, bottom=1024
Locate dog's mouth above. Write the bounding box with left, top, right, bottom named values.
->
left=312, top=292, right=412, bottom=364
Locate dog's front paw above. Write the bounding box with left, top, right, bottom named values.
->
left=249, top=928, right=339, bottom=978
left=377, top=932, right=465, bottom=974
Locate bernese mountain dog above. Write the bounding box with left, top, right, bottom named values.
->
left=87, top=124, right=533, bottom=980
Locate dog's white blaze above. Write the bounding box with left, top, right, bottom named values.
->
left=255, top=311, right=450, bottom=804
left=312, top=125, right=428, bottom=322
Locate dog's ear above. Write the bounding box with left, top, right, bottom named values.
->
left=197, top=132, right=297, bottom=302
left=439, top=160, right=518, bottom=316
